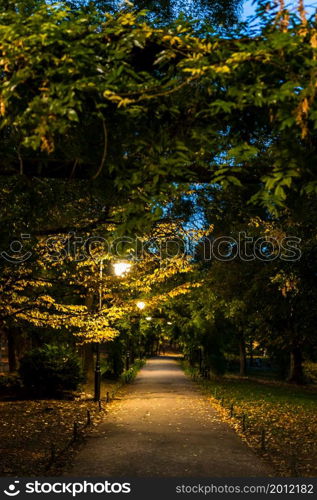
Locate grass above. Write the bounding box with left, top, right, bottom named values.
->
left=183, top=362, right=317, bottom=477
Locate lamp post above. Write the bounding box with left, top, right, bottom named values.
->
left=95, top=262, right=146, bottom=392
left=114, top=261, right=132, bottom=375
left=136, top=301, right=147, bottom=356
left=94, top=259, right=103, bottom=402
left=94, top=260, right=131, bottom=402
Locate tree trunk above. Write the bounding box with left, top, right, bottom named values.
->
left=288, top=346, right=304, bottom=384
left=81, top=344, right=94, bottom=383
left=7, top=330, right=17, bottom=372
left=130, top=348, right=135, bottom=365
left=249, top=340, right=254, bottom=367
left=198, top=347, right=203, bottom=372
left=239, top=337, right=247, bottom=376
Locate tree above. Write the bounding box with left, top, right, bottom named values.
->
left=1, top=0, right=317, bottom=385
left=2, top=1, right=317, bottom=215
left=70, top=0, right=243, bottom=26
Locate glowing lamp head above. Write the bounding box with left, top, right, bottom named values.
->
left=136, top=301, right=146, bottom=310
left=113, top=261, right=131, bottom=277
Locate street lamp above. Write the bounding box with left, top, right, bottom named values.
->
left=113, top=261, right=131, bottom=277
left=94, top=260, right=131, bottom=402
left=136, top=301, right=146, bottom=310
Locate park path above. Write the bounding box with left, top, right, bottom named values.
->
left=68, top=356, right=271, bottom=477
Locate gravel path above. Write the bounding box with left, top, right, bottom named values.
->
left=68, top=356, right=272, bottom=477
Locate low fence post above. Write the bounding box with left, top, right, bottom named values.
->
left=73, top=421, right=78, bottom=441
left=242, top=414, right=246, bottom=432
left=261, top=428, right=266, bottom=450
left=230, top=404, right=234, bottom=418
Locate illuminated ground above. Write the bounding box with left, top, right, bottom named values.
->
left=67, top=356, right=271, bottom=477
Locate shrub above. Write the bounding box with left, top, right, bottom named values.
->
left=209, top=352, right=227, bottom=376
left=19, top=345, right=84, bottom=397
left=120, top=359, right=145, bottom=384
left=303, top=361, right=317, bottom=384
left=0, top=374, right=22, bottom=393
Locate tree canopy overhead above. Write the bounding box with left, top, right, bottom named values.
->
left=45, top=0, right=243, bottom=26
left=1, top=0, right=317, bottom=223
left=1, top=0, right=317, bottom=385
